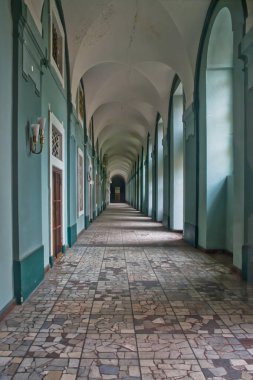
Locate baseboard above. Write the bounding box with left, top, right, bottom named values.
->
left=197, top=246, right=233, bottom=256
left=242, top=245, right=253, bottom=283
left=198, top=246, right=224, bottom=254
left=184, top=222, right=197, bottom=247
left=85, top=216, right=90, bottom=229
left=170, top=228, right=183, bottom=233
left=67, top=224, right=77, bottom=247
left=0, top=298, right=16, bottom=322
left=13, top=245, right=44, bottom=304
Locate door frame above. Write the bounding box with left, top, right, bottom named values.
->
left=49, top=111, right=65, bottom=258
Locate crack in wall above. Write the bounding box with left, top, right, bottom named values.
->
left=128, top=0, right=138, bottom=50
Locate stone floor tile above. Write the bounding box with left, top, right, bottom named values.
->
left=40, top=316, right=89, bottom=335
left=88, top=314, right=134, bottom=334
left=2, top=204, right=253, bottom=378
left=140, top=359, right=205, bottom=380
left=132, top=300, right=174, bottom=316
left=164, top=289, right=202, bottom=301
left=187, top=334, right=252, bottom=360
left=78, top=358, right=140, bottom=379
left=0, top=332, right=37, bottom=356
left=219, top=314, right=253, bottom=338
left=91, top=300, right=132, bottom=315
left=26, top=333, right=85, bottom=359
left=82, top=333, right=137, bottom=359
left=198, top=358, right=253, bottom=380
left=170, top=301, right=214, bottom=316
left=0, top=356, right=23, bottom=378
left=137, top=334, right=195, bottom=360
left=208, top=301, right=253, bottom=315
left=178, top=315, right=232, bottom=335
left=134, top=315, right=182, bottom=334
left=16, top=357, right=80, bottom=377
left=50, top=301, right=92, bottom=316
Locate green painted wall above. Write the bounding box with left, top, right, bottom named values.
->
left=183, top=104, right=197, bottom=245
left=18, top=74, right=42, bottom=260
left=163, top=137, right=169, bottom=228
left=10, top=0, right=45, bottom=303
left=241, top=26, right=253, bottom=279
left=40, top=0, right=68, bottom=264
left=0, top=0, right=14, bottom=311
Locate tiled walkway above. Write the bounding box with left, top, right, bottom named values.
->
left=1, top=204, right=253, bottom=379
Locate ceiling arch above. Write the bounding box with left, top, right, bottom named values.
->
left=25, top=0, right=251, bottom=181
left=67, top=0, right=195, bottom=106
left=98, top=124, right=145, bottom=149
left=60, top=0, right=213, bottom=180
left=109, top=169, right=128, bottom=182
left=84, top=62, right=165, bottom=126
left=92, top=102, right=152, bottom=142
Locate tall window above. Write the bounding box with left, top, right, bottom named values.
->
left=205, top=8, right=233, bottom=251
left=156, top=117, right=164, bottom=222
left=76, top=83, right=85, bottom=126
left=50, top=1, right=65, bottom=85
left=170, top=82, right=184, bottom=230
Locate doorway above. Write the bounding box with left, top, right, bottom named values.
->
left=53, top=167, right=62, bottom=257
left=110, top=175, right=125, bottom=203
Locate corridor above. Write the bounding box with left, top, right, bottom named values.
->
left=1, top=204, right=253, bottom=379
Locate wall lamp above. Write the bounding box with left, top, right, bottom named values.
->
left=30, top=117, right=46, bottom=154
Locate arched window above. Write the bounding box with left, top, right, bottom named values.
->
left=170, top=82, right=184, bottom=230
left=147, top=136, right=153, bottom=217
left=155, top=116, right=164, bottom=222
left=200, top=8, right=234, bottom=251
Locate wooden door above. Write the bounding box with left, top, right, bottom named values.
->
left=115, top=186, right=120, bottom=202
left=53, top=167, right=62, bottom=257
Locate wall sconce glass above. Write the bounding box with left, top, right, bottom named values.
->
left=30, top=117, right=46, bottom=154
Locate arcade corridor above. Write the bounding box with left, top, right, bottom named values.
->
left=1, top=204, right=253, bottom=379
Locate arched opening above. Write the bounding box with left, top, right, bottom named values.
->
left=170, top=82, right=184, bottom=230
left=199, top=7, right=234, bottom=251
left=148, top=138, right=153, bottom=217
left=110, top=175, right=126, bottom=203
left=155, top=116, right=164, bottom=222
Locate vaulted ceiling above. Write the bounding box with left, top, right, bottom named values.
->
left=61, top=0, right=210, bottom=180
left=25, top=0, right=253, bottom=181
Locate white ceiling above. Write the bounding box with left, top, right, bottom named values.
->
left=26, top=0, right=252, bottom=181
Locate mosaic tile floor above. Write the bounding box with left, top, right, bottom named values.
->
left=1, top=204, right=253, bottom=379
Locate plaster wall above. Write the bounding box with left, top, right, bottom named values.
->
left=17, top=51, right=42, bottom=261
left=0, top=0, right=14, bottom=311
left=206, top=68, right=233, bottom=249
